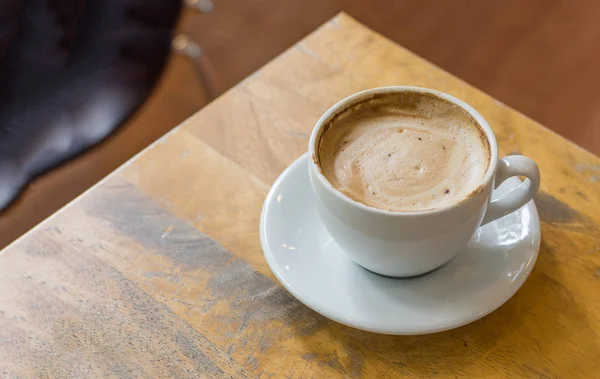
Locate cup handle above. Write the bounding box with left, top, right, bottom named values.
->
left=481, top=155, right=540, bottom=226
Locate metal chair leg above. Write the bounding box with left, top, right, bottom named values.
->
left=172, top=34, right=220, bottom=100
left=184, top=0, right=214, bottom=13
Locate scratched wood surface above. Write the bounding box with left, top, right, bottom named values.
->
left=1, top=13, right=600, bottom=378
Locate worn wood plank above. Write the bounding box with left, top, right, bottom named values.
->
left=1, top=13, right=600, bottom=378
left=0, top=218, right=251, bottom=378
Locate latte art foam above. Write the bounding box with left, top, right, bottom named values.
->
left=318, top=92, right=490, bottom=212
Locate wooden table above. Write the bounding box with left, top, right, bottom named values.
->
left=1, top=13, right=599, bottom=378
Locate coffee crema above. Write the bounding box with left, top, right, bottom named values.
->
left=318, top=92, right=490, bottom=212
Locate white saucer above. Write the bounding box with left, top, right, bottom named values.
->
left=260, top=153, right=540, bottom=335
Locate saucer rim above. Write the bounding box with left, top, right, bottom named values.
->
left=260, top=153, right=541, bottom=335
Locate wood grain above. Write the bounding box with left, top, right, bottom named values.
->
left=2, top=14, right=600, bottom=378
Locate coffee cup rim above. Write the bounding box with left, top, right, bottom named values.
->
left=308, top=86, right=499, bottom=216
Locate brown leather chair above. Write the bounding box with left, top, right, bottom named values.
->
left=0, top=0, right=183, bottom=209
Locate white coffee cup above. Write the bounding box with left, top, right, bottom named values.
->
left=308, top=86, right=540, bottom=277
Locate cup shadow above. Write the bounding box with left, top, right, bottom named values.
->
left=286, top=235, right=592, bottom=378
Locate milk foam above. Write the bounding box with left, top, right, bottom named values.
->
left=318, top=92, right=490, bottom=212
